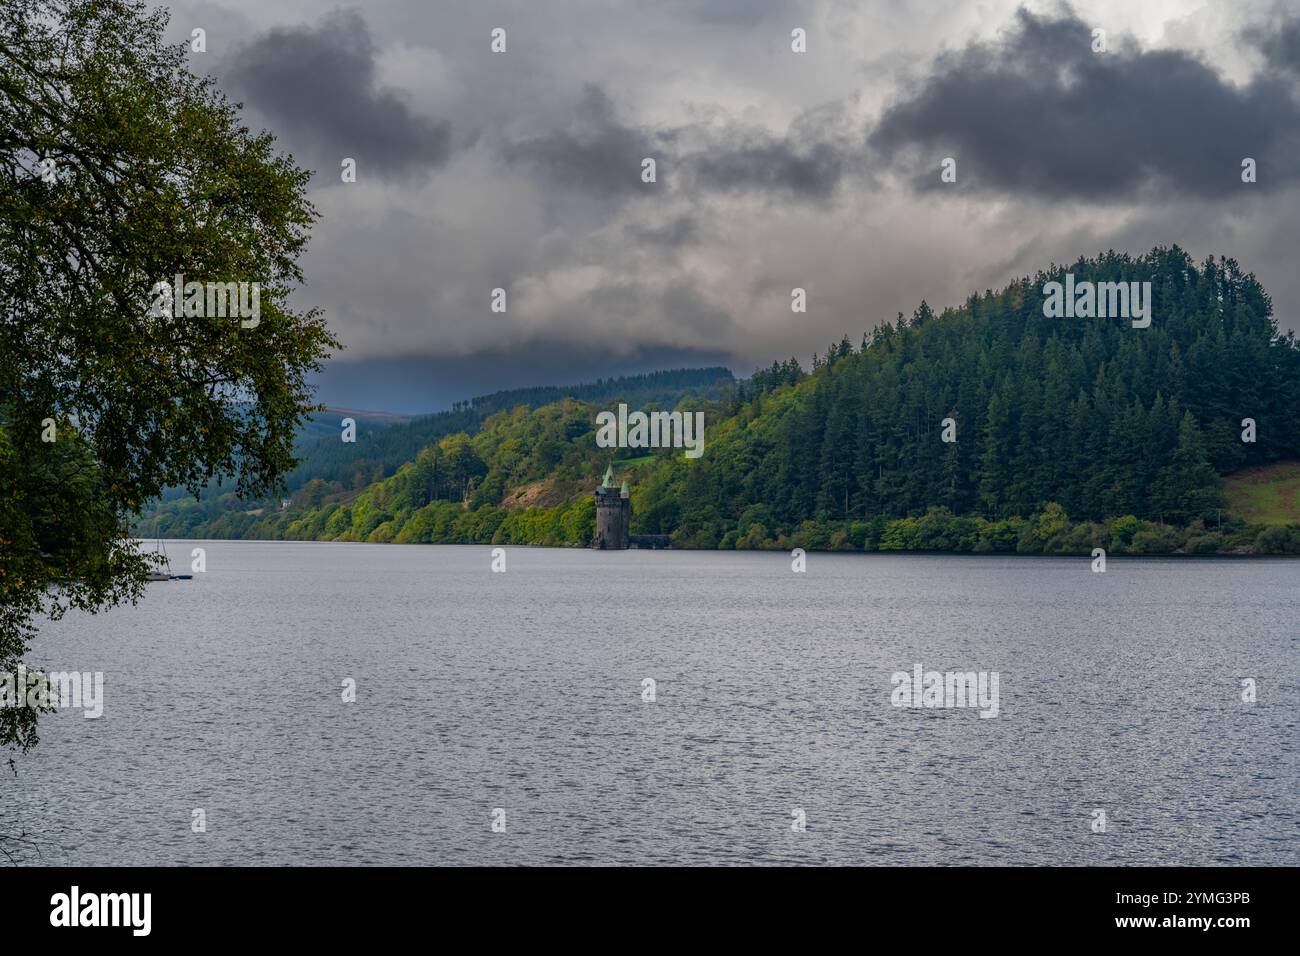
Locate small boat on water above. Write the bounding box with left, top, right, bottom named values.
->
left=145, top=540, right=192, bottom=582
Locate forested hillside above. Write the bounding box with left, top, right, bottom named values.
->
left=282, top=366, right=735, bottom=492
left=138, top=367, right=734, bottom=535
left=142, top=248, right=1300, bottom=554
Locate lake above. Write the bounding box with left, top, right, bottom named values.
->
left=3, top=542, right=1296, bottom=865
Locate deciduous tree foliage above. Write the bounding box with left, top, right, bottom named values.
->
left=1, top=0, right=337, bottom=756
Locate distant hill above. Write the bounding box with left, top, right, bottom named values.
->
left=280, top=366, right=734, bottom=491
left=295, top=407, right=413, bottom=443
left=137, top=367, right=734, bottom=533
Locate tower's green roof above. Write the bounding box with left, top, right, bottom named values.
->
left=601, top=463, right=614, bottom=488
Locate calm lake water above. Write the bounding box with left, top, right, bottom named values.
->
left=3, top=541, right=1296, bottom=866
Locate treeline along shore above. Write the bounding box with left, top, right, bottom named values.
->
left=139, top=248, right=1300, bottom=556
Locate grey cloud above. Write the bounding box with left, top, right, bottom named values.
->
left=661, top=0, right=798, bottom=27
left=506, top=84, right=856, bottom=204
left=180, top=0, right=1300, bottom=397
left=1245, top=17, right=1300, bottom=74
left=625, top=215, right=699, bottom=247
left=690, top=135, right=848, bottom=200
left=580, top=278, right=735, bottom=336
left=870, top=8, right=1300, bottom=199
left=502, top=85, right=666, bottom=197
left=659, top=281, right=733, bottom=334
left=682, top=97, right=862, bottom=201
left=222, top=9, right=451, bottom=180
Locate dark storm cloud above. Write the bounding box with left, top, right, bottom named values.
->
left=690, top=133, right=848, bottom=200
left=502, top=85, right=666, bottom=197
left=171, top=0, right=1300, bottom=396
left=869, top=8, right=1300, bottom=198
left=505, top=84, right=855, bottom=203
left=681, top=98, right=863, bottom=201
left=223, top=9, right=450, bottom=179
left=1245, top=17, right=1300, bottom=74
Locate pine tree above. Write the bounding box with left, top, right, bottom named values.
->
left=977, top=384, right=1012, bottom=516
left=1152, top=412, right=1224, bottom=525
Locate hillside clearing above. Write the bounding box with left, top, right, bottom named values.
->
left=1223, top=461, right=1300, bottom=526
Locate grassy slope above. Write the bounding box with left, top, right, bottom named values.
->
left=1223, top=461, right=1300, bottom=525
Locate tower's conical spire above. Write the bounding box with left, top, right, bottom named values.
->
left=601, top=463, right=614, bottom=489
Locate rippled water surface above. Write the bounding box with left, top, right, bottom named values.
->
left=3, top=542, right=1296, bottom=865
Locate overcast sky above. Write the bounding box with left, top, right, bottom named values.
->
left=164, top=0, right=1300, bottom=412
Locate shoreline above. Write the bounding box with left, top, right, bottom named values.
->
left=139, top=537, right=1299, bottom=558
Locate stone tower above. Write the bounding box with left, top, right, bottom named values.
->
left=593, top=463, right=630, bottom=549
